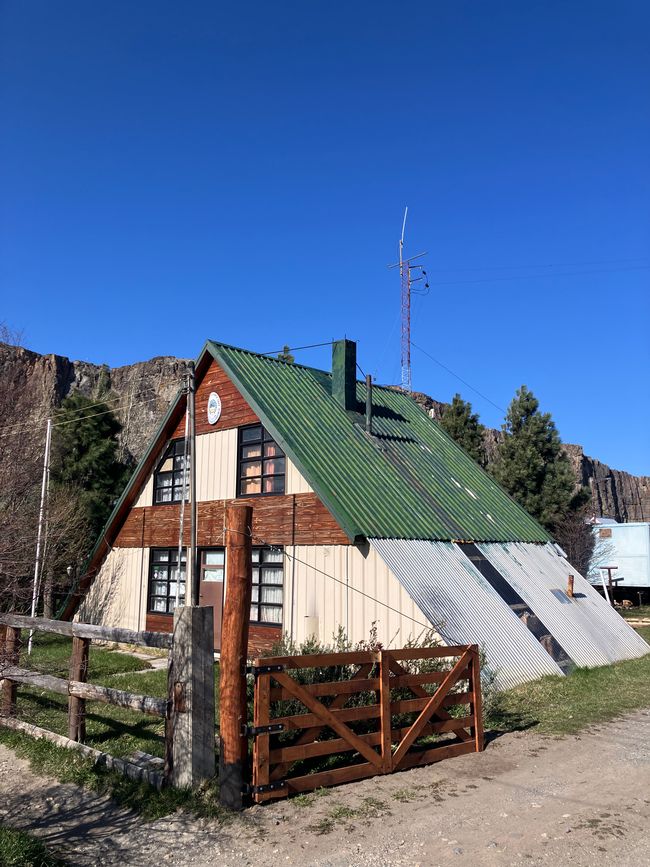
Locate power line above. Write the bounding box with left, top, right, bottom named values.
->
left=426, top=256, right=649, bottom=274
left=260, top=340, right=335, bottom=357
left=410, top=340, right=506, bottom=414
left=0, top=394, right=165, bottom=438
left=425, top=264, right=650, bottom=288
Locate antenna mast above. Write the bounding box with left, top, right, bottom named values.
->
left=389, top=208, right=429, bottom=392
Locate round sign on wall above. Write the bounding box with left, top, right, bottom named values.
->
left=207, top=392, right=222, bottom=425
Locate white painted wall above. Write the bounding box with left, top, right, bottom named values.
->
left=284, top=543, right=434, bottom=648
left=132, top=431, right=312, bottom=507
left=195, top=429, right=238, bottom=501
left=76, top=547, right=150, bottom=632
left=285, top=458, right=313, bottom=495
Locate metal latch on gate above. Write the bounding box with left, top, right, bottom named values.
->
left=245, top=663, right=285, bottom=677
left=242, top=722, right=285, bottom=737
left=242, top=780, right=287, bottom=795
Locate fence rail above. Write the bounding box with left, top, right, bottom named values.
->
left=249, top=644, right=483, bottom=803
left=0, top=609, right=215, bottom=790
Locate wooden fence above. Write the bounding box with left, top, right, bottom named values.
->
left=0, top=608, right=215, bottom=789
left=248, top=644, right=483, bottom=803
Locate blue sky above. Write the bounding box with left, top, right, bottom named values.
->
left=1, top=1, right=648, bottom=474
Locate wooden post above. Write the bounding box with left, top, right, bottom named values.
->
left=169, top=605, right=215, bottom=788
left=567, top=574, right=575, bottom=599
left=1, top=627, right=22, bottom=717
left=378, top=651, right=392, bottom=773
left=67, top=637, right=89, bottom=741
left=469, top=645, right=484, bottom=752
left=219, top=503, right=253, bottom=811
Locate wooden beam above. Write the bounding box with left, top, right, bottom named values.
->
left=0, top=614, right=172, bottom=650
left=68, top=681, right=168, bottom=717
left=0, top=717, right=163, bottom=789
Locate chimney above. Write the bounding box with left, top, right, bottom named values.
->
left=332, top=339, right=357, bottom=411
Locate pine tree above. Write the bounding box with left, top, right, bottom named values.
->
left=50, top=394, right=132, bottom=553
left=439, top=394, right=487, bottom=467
left=492, top=385, right=583, bottom=533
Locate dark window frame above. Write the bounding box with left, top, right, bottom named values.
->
left=147, top=547, right=186, bottom=615
left=237, top=424, right=286, bottom=498
left=250, top=546, right=284, bottom=626
left=153, top=439, right=189, bottom=506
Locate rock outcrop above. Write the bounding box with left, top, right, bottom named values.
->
left=1, top=342, right=647, bottom=522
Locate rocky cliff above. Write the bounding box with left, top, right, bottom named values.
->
left=1, top=342, right=648, bottom=522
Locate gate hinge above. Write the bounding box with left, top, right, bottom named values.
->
left=245, top=663, right=285, bottom=677
left=242, top=722, right=285, bottom=738
left=243, top=780, right=287, bottom=795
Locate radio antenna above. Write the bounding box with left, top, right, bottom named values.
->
left=388, top=207, right=429, bottom=392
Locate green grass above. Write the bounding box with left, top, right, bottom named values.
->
left=621, top=605, right=650, bottom=620
left=15, top=634, right=168, bottom=759
left=3, top=629, right=650, bottom=823
left=0, top=825, right=66, bottom=866
left=488, top=643, right=650, bottom=735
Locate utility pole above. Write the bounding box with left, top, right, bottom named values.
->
left=388, top=208, right=429, bottom=393
left=176, top=372, right=191, bottom=608
left=219, top=503, right=253, bottom=810
left=187, top=361, right=198, bottom=606
left=28, top=418, right=52, bottom=653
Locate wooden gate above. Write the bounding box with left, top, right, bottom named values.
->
left=249, top=644, right=483, bottom=803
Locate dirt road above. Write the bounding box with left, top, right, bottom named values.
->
left=1, top=710, right=650, bottom=866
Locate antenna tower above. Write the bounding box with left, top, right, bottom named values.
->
left=389, top=208, right=429, bottom=392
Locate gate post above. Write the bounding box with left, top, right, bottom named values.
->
left=378, top=650, right=393, bottom=773
left=219, top=503, right=253, bottom=811
left=169, top=605, right=216, bottom=788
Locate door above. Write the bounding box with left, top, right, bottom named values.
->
left=198, top=549, right=225, bottom=650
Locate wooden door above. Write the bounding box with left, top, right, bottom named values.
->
left=198, top=549, right=225, bottom=651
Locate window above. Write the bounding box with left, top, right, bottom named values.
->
left=238, top=425, right=285, bottom=496
left=250, top=547, right=284, bottom=625
left=153, top=440, right=189, bottom=504
left=200, top=548, right=225, bottom=582
left=148, top=548, right=186, bottom=614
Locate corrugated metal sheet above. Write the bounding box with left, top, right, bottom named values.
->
left=478, top=542, right=649, bottom=665
left=210, top=342, right=549, bottom=543
left=370, top=538, right=562, bottom=690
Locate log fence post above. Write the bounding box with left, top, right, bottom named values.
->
left=68, top=637, right=89, bottom=741
left=1, top=627, right=22, bottom=717
left=219, top=503, right=253, bottom=811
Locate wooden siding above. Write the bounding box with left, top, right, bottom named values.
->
left=114, top=493, right=349, bottom=548
left=145, top=614, right=280, bottom=655
left=172, top=358, right=258, bottom=438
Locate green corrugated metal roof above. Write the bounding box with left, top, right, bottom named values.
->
left=208, top=341, right=549, bottom=544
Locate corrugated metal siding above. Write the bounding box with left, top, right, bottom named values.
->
left=287, top=544, right=434, bottom=648
left=370, top=539, right=562, bottom=690
left=77, top=547, right=149, bottom=632
left=210, top=342, right=549, bottom=543
left=478, top=542, right=649, bottom=665
left=195, top=429, right=237, bottom=501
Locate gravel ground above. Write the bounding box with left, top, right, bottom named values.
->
left=1, top=710, right=650, bottom=866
